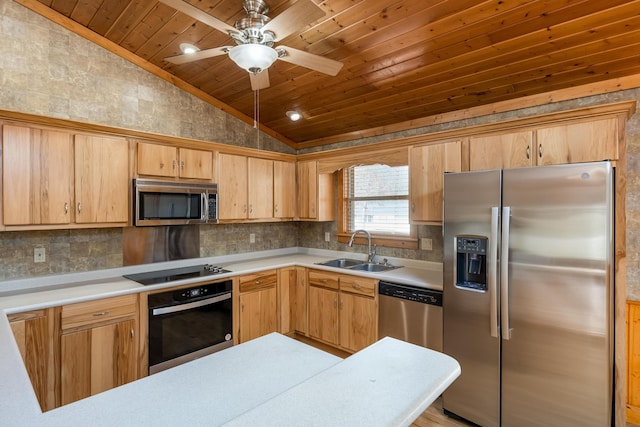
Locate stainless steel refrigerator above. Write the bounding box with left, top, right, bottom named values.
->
left=442, top=161, right=613, bottom=427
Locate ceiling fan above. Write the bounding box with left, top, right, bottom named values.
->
left=160, top=0, right=344, bottom=90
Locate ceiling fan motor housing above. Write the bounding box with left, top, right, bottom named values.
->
left=234, top=0, right=275, bottom=45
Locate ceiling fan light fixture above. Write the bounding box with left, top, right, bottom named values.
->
left=179, top=43, right=200, bottom=54
left=286, top=110, right=302, bottom=121
left=229, top=43, right=278, bottom=74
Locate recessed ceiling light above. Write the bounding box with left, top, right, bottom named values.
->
left=286, top=111, right=302, bottom=121
left=180, top=43, right=200, bottom=54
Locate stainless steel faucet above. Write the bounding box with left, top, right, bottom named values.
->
left=348, top=229, right=376, bottom=263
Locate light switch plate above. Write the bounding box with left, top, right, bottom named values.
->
left=324, top=232, right=331, bottom=242
left=249, top=233, right=256, bottom=244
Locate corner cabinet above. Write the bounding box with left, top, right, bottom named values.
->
left=296, top=160, right=335, bottom=221
left=2, top=124, right=129, bottom=228
left=59, top=294, right=138, bottom=406
left=307, top=269, right=378, bottom=353
left=237, top=270, right=278, bottom=343
left=136, top=141, right=213, bottom=180
left=409, top=140, right=463, bottom=223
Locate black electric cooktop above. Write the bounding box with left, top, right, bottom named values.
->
left=124, top=264, right=231, bottom=286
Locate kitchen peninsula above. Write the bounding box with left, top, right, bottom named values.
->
left=0, top=249, right=449, bottom=426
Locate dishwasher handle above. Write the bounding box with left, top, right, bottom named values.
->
left=378, top=281, right=442, bottom=306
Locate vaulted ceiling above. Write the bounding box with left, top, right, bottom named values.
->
left=15, top=0, right=640, bottom=148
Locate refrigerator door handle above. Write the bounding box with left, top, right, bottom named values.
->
left=501, top=206, right=512, bottom=340
left=489, top=206, right=499, bottom=338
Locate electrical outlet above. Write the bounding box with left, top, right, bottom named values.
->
left=249, top=233, right=256, bottom=244
left=420, top=238, right=433, bottom=251
left=324, top=232, right=331, bottom=242
left=34, top=247, right=46, bottom=263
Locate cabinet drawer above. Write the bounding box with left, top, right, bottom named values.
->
left=61, top=294, right=137, bottom=331
left=339, top=275, right=377, bottom=297
left=308, top=270, right=339, bottom=290
left=239, top=270, right=277, bottom=293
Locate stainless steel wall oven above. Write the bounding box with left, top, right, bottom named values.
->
left=147, top=279, right=233, bottom=374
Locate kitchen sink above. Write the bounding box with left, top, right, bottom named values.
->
left=316, top=258, right=363, bottom=268
left=317, top=258, right=402, bottom=272
left=348, top=263, right=401, bottom=272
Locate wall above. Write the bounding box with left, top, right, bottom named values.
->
left=1, top=0, right=640, bottom=302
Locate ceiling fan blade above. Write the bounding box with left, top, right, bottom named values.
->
left=277, top=46, right=343, bottom=76
left=158, top=0, right=238, bottom=36
left=165, top=46, right=230, bottom=65
left=261, top=0, right=325, bottom=41
left=250, top=70, right=271, bottom=91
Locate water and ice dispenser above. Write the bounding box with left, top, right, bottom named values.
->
left=455, top=236, right=488, bottom=292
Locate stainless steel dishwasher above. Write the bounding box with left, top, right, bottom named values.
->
left=378, top=281, right=443, bottom=352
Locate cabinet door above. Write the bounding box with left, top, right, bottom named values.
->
left=218, top=153, right=248, bottom=219
left=537, top=117, right=618, bottom=165
left=2, top=125, right=72, bottom=225
left=239, top=286, right=278, bottom=343
left=297, top=160, right=317, bottom=219
left=274, top=160, right=296, bottom=218
left=469, top=130, right=534, bottom=170
left=308, top=285, right=339, bottom=346
left=178, top=147, right=213, bottom=179
left=278, top=267, right=296, bottom=335
left=339, top=292, right=377, bottom=353
left=294, top=267, right=308, bottom=335
left=137, top=142, right=177, bottom=177
left=60, top=318, right=137, bottom=405
left=247, top=157, right=273, bottom=219
left=74, top=135, right=129, bottom=224
left=9, top=309, right=57, bottom=411
left=409, top=141, right=462, bottom=223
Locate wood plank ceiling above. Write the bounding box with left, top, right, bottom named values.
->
left=15, top=0, right=640, bottom=148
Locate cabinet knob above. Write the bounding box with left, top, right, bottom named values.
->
left=255, top=280, right=262, bottom=285
left=353, top=284, right=362, bottom=290
left=249, top=204, right=253, bottom=214
left=241, top=303, right=245, bottom=312
left=181, top=160, right=185, bottom=171
left=77, top=203, right=82, bottom=214
left=172, top=160, right=177, bottom=170
left=160, top=162, right=165, bottom=169
left=274, top=204, right=278, bottom=213
left=92, top=311, right=108, bottom=317
left=64, top=202, right=69, bottom=214
left=411, top=202, right=415, bottom=212
left=130, top=328, right=135, bottom=339
left=526, top=145, right=530, bottom=159
left=538, top=143, right=543, bottom=158
left=333, top=298, right=337, bottom=308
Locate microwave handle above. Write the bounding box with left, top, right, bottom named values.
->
left=202, top=192, right=208, bottom=221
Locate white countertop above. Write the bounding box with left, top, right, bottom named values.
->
left=0, top=248, right=445, bottom=426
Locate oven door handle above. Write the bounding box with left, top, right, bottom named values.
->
left=151, top=292, right=231, bottom=316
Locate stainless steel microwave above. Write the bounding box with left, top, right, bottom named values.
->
left=133, top=179, right=218, bottom=226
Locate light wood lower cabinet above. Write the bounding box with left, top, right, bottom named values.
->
left=238, top=270, right=278, bottom=343
left=59, top=294, right=138, bottom=406
left=307, top=269, right=378, bottom=353
left=8, top=309, right=58, bottom=411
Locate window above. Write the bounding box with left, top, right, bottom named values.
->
left=339, top=164, right=416, bottom=248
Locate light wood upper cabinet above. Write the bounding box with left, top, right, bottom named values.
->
left=74, top=134, right=129, bottom=224
left=238, top=270, right=278, bottom=343
left=137, top=142, right=213, bottom=180
left=2, top=125, right=72, bottom=225
left=218, top=153, right=248, bottom=219
left=297, top=160, right=335, bottom=221
left=273, top=160, right=296, bottom=218
left=60, top=294, right=138, bottom=406
left=218, top=153, right=279, bottom=220
left=469, top=130, right=534, bottom=170
left=8, top=309, right=58, bottom=411
left=248, top=157, right=274, bottom=219
left=409, top=141, right=462, bottom=223
left=536, top=117, right=618, bottom=165
left=470, top=118, right=618, bottom=171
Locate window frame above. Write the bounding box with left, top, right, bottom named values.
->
left=337, top=166, right=418, bottom=249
